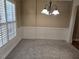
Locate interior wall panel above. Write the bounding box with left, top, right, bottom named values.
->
left=21, top=0, right=36, bottom=26
left=21, top=0, right=72, bottom=28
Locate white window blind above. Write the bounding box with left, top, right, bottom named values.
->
left=6, top=0, right=16, bottom=40
left=0, top=0, right=16, bottom=47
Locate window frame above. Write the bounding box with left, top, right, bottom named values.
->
left=0, top=0, right=16, bottom=47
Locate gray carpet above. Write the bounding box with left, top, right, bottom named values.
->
left=6, top=39, right=79, bottom=59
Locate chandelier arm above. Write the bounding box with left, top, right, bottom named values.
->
left=48, top=0, right=52, bottom=14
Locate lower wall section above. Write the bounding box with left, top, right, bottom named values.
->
left=0, top=27, right=69, bottom=59
left=22, top=27, right=68, bottom=41
left=0, top=28, right=21, bottom=59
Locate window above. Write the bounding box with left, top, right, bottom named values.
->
left=0, top=0, right=16, bottom=47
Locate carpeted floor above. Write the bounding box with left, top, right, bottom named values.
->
left=6, top=39, right=79, bottom=59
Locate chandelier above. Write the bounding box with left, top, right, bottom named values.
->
left=41, top=0, right=60, bottom=16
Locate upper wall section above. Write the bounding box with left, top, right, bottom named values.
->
left=22, top=0, right=36, bottom=27
left=15, top=0, right=22, bottom=28
left=21, top=0, right=72, bottom=28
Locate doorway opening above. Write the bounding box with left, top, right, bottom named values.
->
left=72, top=6, right=79, bottom=50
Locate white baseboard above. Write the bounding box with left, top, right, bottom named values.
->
left=21, top=27, right=68, bottom=41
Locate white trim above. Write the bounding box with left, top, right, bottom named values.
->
left=53, top=0, right=72, bottom=1
left=21, top=27, right=68, bottom=41
left=67, top=0, right=79, bottom=43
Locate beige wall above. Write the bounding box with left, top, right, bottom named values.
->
left=21, top=0, right=36, bottom=26
left=21, top=0, right=72, bottom=28
left=15, top=0, right=22, bottom=28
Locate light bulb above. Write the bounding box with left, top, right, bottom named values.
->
left=41, top=9, right=49, bottom=15
left=52, top=10, right=59, bottom=15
